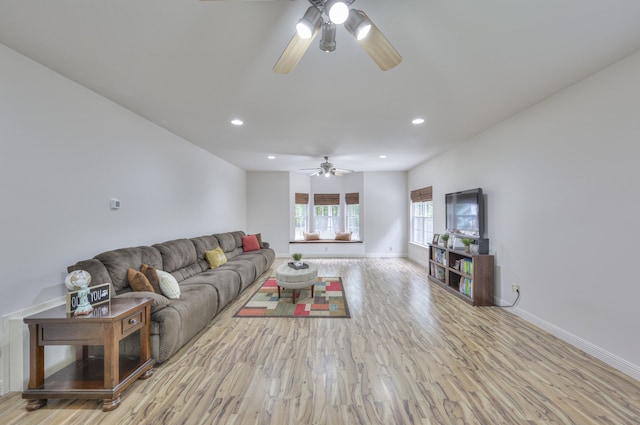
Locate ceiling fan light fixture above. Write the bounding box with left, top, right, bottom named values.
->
left=320, top=21, right=337, bottom=52
left=326, top=0, right=349, bottom=25
left=345, top=9, right=372, bottom=40
left=296, top=6, right=322, bottom=39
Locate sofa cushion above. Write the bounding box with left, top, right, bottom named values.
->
left=231, top=231, right=245, bottom=249
left=181, top=269, right=241, bottom=311
left=162, top=283, right=219, bottom=349
left=214, top=233, right=237, bottom=253
left=153, top=239, right=201, bottom=282
left=128, top=268, right=155, bottom=292
left=242, top=234, right=260, bottom=252
left=157, top=270, right=181, bottom=299
left=140, top=263, right=162, bottom=293
left=190, top=235, right=221, bottom=272
left=236, top=252, right=268, bottom=276
left=153, top=239, right=196, bottom=271
left=222, top=259, right=257, bottom=290
left=94, top=246, right=163, bottom=294
left=205, top=247, right=227, bottom=269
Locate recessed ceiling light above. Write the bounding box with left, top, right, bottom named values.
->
left=379, top=155, right=387, bottom=159
left=412, top=118, right=425, bottom=125
left=231, top=119, right=243, bottom=126
left=268, top=155, right=276, bottom=159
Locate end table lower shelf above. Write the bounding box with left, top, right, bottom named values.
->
left=22, top=298, right=155, bottom=411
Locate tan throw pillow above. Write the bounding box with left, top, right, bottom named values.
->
left=303, top=232, right=320, bottom=241
left=156, top=270, right=181, bottom=299
left=140, top=263, right=161, bottom=294
left=205, top=247, right=227, bottom=269
left=335, top=231, right=352, bottom=241
left=128, top=268, right=155, bottom=292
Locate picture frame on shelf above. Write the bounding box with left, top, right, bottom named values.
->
left=432, top=234, right=440, bottom=244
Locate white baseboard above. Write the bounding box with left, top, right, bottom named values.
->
left=501, top=300, right=640, bottom=382
left=1, top=296, right=67, bottom=394
left=276, top=253, right=408, bottom=258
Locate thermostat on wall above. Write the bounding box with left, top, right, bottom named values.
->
left=110, top=198, right=121, bottom=210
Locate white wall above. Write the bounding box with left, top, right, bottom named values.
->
left=289, top=172, right=311, bottom=245
left=247, top=172, right=290, bottom=256
left=408, top=49, right=640, bottom=379
left=0, top=43, right=248, bottom=391
left=363, top=172, right=408, bottom=257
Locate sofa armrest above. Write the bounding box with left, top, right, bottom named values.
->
left=115, top=291, right=170, bottom=313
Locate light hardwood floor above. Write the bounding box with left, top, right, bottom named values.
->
left=2, top=258, right=639, bottom=424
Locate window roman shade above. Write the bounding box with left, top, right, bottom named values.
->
left=345, top=192, right=360, bottom=205
left=295, top=192, right=309, bottom=204
left=314, top=193, right=340, bottom=205
left=410, top=186, right=432, bottom=203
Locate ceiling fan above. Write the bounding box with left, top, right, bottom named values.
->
left=301, top=156, right=354, bottom=177
left=201, top=0, right=402, bottom=74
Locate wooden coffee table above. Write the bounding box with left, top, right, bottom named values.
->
left=22, top=298, right=155, bottom=411
left=275, top=262, right=318, bottom=303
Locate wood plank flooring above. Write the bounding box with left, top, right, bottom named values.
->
left=2, top=258, right=639, bottom=424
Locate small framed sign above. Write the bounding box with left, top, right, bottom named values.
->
left=66, top=283, right=111, bottom=314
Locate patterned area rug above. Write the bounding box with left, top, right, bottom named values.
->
left=234, top=277, right=350, bottom=318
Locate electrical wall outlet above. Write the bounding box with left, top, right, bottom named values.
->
left=511, top=284, right=520, bottom=293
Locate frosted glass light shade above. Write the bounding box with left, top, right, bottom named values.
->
left=296, top=6, right=322, bottom=39
left=327, top=1, right=349, bottom=25
left=345, top=9, right=372, bottom=41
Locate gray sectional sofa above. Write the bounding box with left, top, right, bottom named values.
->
left=68, top=231, right=275, bottom=363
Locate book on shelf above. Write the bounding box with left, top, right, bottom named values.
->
left=435, top=266, right=445, bottom=281
left=433, top=249, right=447, bottom=266
left=459, top=258, right=473, bottom=275
left=459, top=276, right=473, bottom=298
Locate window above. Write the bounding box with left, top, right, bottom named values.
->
left=313, top=193, right=340, bottom=239
left=294, top=193, right=309, bottom=240
left=346, top=204, right=360, bottom=239
left=345, top=192, right=360, bottom=240
left=294, top=204, right=308, bottom=240
left=410, top=186, right=433, bottom=245
left=314, top=205, right=340, bottom=239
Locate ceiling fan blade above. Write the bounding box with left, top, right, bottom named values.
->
left=334, top=168, right=354, bottom=174
left=273, top=27, right=320, bottom=74
left=356, top=12, right=402, bottom=71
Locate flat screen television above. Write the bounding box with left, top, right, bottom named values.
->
left=445, top=188, right=484, bottom=238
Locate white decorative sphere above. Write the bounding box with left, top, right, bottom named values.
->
left=64, top=270, right=91, bottom=291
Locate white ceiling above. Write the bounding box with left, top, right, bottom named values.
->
left=2, top=0, right=640, bottom=173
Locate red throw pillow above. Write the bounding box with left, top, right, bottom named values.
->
left=242, top=234, right=260, bottom=252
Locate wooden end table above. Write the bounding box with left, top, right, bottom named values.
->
left=22, top=298, right=155, bottom=412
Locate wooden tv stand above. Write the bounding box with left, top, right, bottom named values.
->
left=427, top=243, right=494, bottom=306
left=22, top=298, right=155, bottom=411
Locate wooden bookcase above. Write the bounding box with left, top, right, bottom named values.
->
left=427, top=243, right=494, bottom=306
